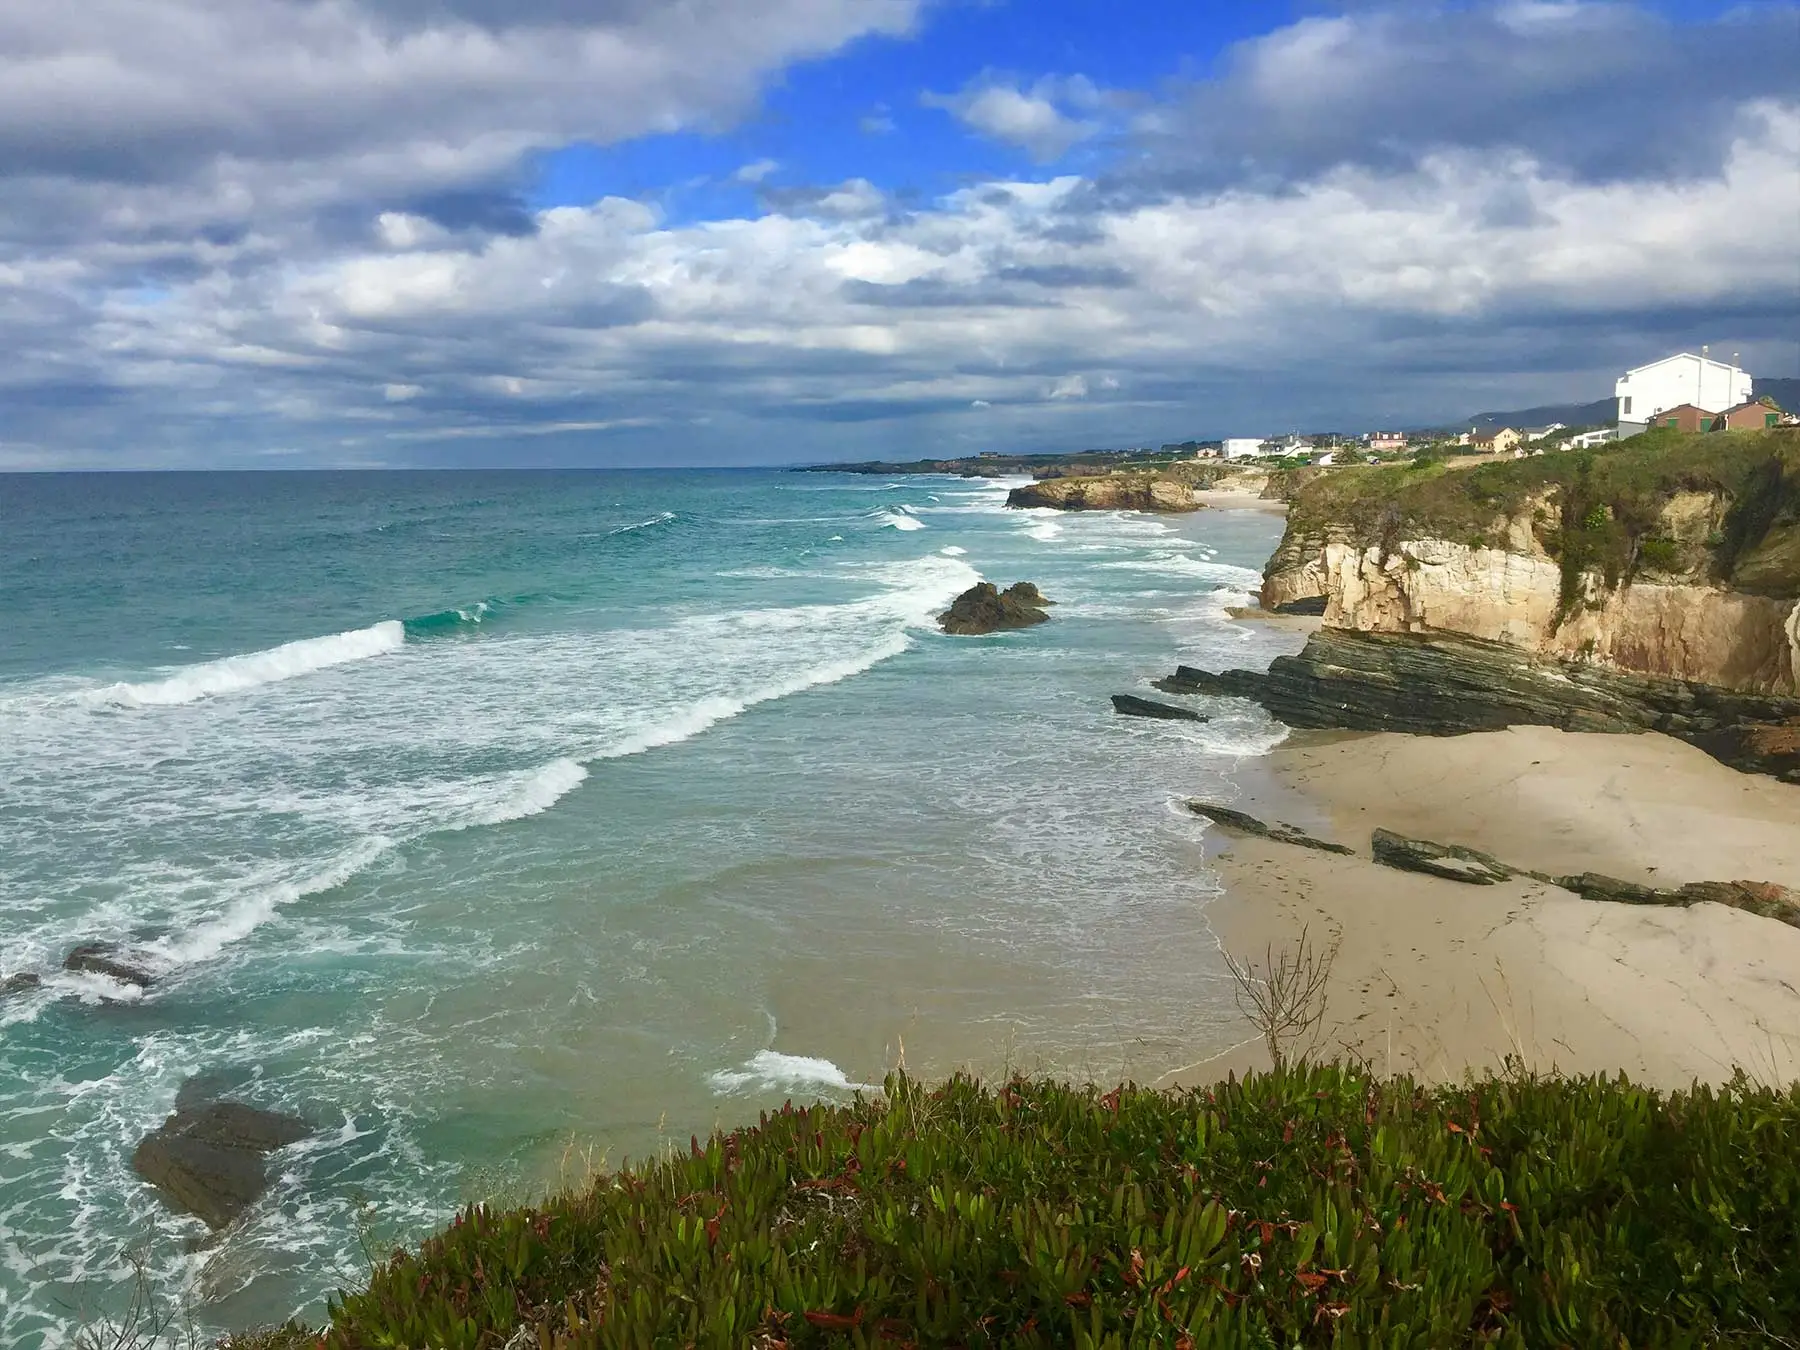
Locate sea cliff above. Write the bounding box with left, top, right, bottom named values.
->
left=1258, top=429, right=1800, bottom=696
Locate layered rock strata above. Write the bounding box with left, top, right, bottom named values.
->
left=1161, top=628, right=1800, bottom=781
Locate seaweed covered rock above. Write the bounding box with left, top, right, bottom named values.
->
left=938, top=582, right=1053, bottom=636
left=133, top=1083, right=311, bottom=1229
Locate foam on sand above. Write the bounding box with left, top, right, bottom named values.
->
left=89, top=621, right=405, bottom=707
left=709, top=1050, right=875, bottom=1095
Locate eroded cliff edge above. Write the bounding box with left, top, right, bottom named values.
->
left=1260, top=429, right=1800, bottom=696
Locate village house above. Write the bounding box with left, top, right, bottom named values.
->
left=1221, top=438, right=1265, bottom=459
left=1469, top=427, right=1521, bottom=455
left=1718, top=397, right=1783, bottom=431
left=1615, top=349, right=1752, bottom=437
left=1365, top=431, right=1408, bottom=452
left=1561, top=428, right=1617, bottom=450
left=1651, top=404, right=1721, bottom=434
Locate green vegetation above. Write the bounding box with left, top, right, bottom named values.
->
left=1283, top=428, right=1800, bottom=614
left=241, top=1064, right=1800, bottom=1348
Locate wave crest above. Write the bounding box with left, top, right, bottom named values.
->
left=89, top=622, right=405, bottom=708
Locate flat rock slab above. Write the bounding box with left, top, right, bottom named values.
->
left=1557, top=873, right=1800, bottom=927
left=1371, top=829, right=1517, bottom=885
left=133, top=1092, right=311, bottom=1230
left=1113, top=695, right=1206, bottom=722
left=1187, top=802, right=1354, bottom=855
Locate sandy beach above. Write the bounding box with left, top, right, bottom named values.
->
left=1164, top=725, right=1800, bottom=1090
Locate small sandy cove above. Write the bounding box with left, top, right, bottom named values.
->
left=1162, top=726, right=1800, bottom=1090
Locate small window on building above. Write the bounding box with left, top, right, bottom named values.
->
left=1621, top=397, right=1632, bottom=415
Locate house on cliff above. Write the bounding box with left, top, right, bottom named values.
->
left=1616, top=351, right=1752, bottom=437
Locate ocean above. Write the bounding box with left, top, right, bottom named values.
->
left=0, top=468, right=1296, bottom=1344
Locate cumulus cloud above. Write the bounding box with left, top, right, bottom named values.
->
left=924, top=75, right=1104, bottom=161
left=2, top=0, right=1796, bottom=467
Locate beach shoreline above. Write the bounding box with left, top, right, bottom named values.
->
left=1163, top=724, right=1800, bottom=1091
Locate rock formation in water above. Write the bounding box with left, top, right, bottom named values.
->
left=1, top=972, right=42, bottom=998
left=63, top=942, right=156, bottom=989
left=1006, top=475, right=1199, bottom=513
left=133, top=1082, right=311, bottom=1229
left=1111, top=694, right=1206, bottom=721
left=938, top=582, right=1053, bottom=635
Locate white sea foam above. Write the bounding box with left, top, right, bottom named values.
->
left=1100, top=553, right=1262, bottom=583
left=709, top=1050, right=874, bottom=1095
left=608, top=510, right=677, bottom=535
left=144, top=836, right=395, bottom=970
left=1025, top=519, right=1064, bottom=541
left=464, top=758, right=588, bottom=828
left=939, top=545, right=967, bottom=556
left=873, top=508, right=927, bottom=531
left=88, top=621, right=405, bottom=708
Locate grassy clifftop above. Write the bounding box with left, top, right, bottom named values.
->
left=232, top=1063, right=1800, bottom=1348
left=1282, top=429, right=1800, bottom=602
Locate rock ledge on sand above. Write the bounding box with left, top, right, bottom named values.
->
left=1186, top=802, right=1354, bottom=855
left=133, top=1086, right=311, bottom=1230
left=938, top=582, right=1052, bottom=636
left=1371, top=829, right=1521, bottom=886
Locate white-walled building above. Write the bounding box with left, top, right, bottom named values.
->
left=1221, top=438, right=1265, bottom=459
left=1615, top=351, right=1752, bottom=437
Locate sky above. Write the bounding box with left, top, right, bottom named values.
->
left=1, top=0, right=1797, bottom=469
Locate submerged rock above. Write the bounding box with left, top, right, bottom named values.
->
left=1186, top=802, right=1354, bottom=856
left=1164, top=628, right=1800, bottom=781
left=1112, top=694, right=1206, bottom=722
left=1371, top=829, right=1518, bottom=886
left=1, top=972, right=42, bottom=998
left=63, top=942, right=156, bottom=989
left=938, top=582, right=1052, bottom=636
left=133, top=1084, right=311, bottom=1230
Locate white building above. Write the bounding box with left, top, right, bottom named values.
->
left=1616, top=351, right=1752, bottom=437
left=1561, top=428, right=1617, bottom=450
left=1221, top=438, right=1265, bottom=459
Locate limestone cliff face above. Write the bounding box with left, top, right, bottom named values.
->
left=1265, top=489, right=1800, bottom=696
left=1006, top=476, right=1198, bottom=513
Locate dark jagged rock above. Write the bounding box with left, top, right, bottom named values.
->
left=1270, top=596, right=1328, bottom=616
left=938, top=582, right=1052, bottom=636
left=1186, top=802, right=1354, bottom=855
left=1371, top=829, right=1518, bottom=885
left=1165, top=628, right=1800, bottom=781
left=132, top=1084, right=311, bottom=1230
left=1, top=972, right=42, bottom=997
left=63, top=942, right=156, bottom=988
left=1112, top=694, right=1206, bottom=722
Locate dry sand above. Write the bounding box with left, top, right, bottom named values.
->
left=1192, top=488, right=1287, bottom=513
left=1162, top=726, right=1800, bottom=1090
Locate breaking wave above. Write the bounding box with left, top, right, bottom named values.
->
left=87, top=622, right=405, bottom=708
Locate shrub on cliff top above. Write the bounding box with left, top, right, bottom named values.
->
left=1284, top=428, right=1800, bottom=604
left=292, top=1064, right=1798, bottom=1348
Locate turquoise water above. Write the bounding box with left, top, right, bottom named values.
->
left=0, top=469, right=1295, bottom=1343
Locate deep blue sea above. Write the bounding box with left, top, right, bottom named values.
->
left=0, top=469, right=1296, bottom=1344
